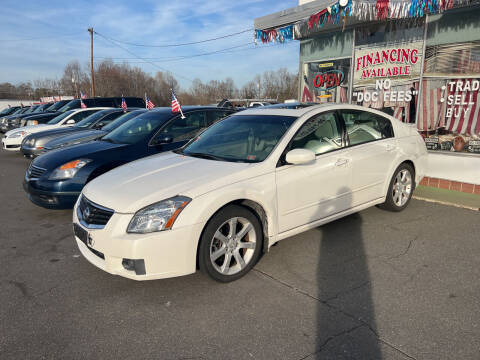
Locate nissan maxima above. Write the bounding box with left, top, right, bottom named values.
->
left=72, top=104, right=428, bottom=282
left=24, top=106, right=235, bottom=209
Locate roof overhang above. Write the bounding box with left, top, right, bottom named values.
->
left=254, top=0, right=332, bottom=30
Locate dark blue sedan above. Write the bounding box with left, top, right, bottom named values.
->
left=23, top=106, right=236, bottom=209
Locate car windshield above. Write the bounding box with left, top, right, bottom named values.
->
left=101, top=110, right=146, bottom=132
left=48, top=101, right=67, bottom=112
left=180, top=115, right=297, bottom=163
left=74, top=111, right=111, bottom=128
left=23, top=106, right=37, bottom=114
left=0, top=107, right=16, bottom=115
left=33, top=104, right=49, bottom=113
left=102, top=111, right=171, bottom=144
left=47, top=110, right=75, bottom=124
left=58, top=99, right=80, bottom=112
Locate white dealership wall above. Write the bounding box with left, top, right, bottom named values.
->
left=427, top=153, right=480, bottom=185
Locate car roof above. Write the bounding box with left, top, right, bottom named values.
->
left=236, top=103, right=398, bottom=118
left=148, top=106, right=229, bottom=114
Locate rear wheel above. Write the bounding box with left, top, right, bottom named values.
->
left=199, top=205, right=263, bottom=282
left=379, top=163, right=415, bottom=212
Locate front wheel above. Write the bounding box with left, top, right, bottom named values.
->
left=379, top=163, right=415, bottom=212
left=198, top=205, right=263, bottom=282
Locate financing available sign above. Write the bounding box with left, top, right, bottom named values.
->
left=354, top=41, right=424, bottom=86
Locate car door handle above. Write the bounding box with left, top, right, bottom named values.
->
left=335, top=158, right=349, bottom=166
left=386, top=144, right=396, bottom=152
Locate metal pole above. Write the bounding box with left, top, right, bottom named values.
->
left=88, top=28, right=95, bottom=97
left=349, top=29, right=356, bottom=104
left=415, top=15, right=429, bottom=130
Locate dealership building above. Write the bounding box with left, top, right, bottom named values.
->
left=255, top=0, right=480, bottom=192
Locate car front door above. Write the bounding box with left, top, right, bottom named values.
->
left=275, top=111, right=353, bottom=234
left=338, top=109, right=397, bottom=207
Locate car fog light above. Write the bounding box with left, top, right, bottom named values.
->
left=122, top=259, right=146, bottom=275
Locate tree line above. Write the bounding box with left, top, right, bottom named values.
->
left=0, top=60, right=299, bottom=105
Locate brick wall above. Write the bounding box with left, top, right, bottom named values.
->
left=419, top=177, right=480, bottom=195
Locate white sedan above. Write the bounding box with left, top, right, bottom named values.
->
left=73, top=104, right=427, bottom=282
left=1, top=108, right=106, bottom=151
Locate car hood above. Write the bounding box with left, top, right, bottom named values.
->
left=26, top=126, right=85, bottom=140
left=45, top=129, right=105, bottom=149
left=83, top=152, right=255, bottom=213
left=6, top=124, right=50, bottom=136
left=33, top=140, right=128, bottom=169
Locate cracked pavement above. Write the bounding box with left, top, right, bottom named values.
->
left=1, top=150, right=479, bottom=359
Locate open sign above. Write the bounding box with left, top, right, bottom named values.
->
left=313, top=70, right=344, bottom=90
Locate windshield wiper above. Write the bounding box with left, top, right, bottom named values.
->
left=183, top=152, right=225, bottom=161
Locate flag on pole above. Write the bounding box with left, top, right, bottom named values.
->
left=80, top=99, right=87, bottom=109
left=121, top=95, right=127, bottom=112
left=171, top=89, right=185, bottom=118
left=80, top=91, right=87, bottom=99
left=145, top=93, right=155, bottom=109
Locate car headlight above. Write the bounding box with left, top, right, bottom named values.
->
left=127, top=196, right=191, bottom=233
left=9, top=131, right=25, bottom=138
left=49, top=159, right=91, bottom=180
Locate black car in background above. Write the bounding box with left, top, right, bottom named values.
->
left=24, top=106, right=236, bottom=208
left=0, top=106, right=35, bottom=132
left=1, top=103, right=56, bottom=132
left=58, top=97, right=145, bottom=112
left=43, top=109, right=148, bottom=153
left=0, top=106, right=21, bottom=117
left=21, top=108, right=140, bottom=157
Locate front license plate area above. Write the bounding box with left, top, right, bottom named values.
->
left=73, top=223, right=88, bottom=246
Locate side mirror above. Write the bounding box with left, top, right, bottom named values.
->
left=94, top=122, right=105, bottom=129
left=153, top=135, right=173, bottom=145
left=285, top=148, right=315, bottom=165
left=66, top=119, right=75, bottom=125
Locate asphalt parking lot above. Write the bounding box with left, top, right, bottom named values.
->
left=1, top=149, right=479, bottom=360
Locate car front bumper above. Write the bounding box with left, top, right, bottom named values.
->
left=20, top=145, right=44, bottom=157
left=23, top=177, right=80, bottom=209
left=2, top=136, right=23, bottom=151
left=72, top=203, right=204, bottom=280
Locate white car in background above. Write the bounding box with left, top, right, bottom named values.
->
left=1, top=107, right=108, bottom=151
left=73, top=104, right=427, bottom=282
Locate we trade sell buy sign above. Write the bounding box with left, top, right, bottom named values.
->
left=354, top=41, right=423, bottom=86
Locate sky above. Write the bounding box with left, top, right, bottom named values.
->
left=0, top=0, right=299, bottom=89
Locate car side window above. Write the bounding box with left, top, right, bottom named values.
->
left=71, top=110, right=96, bottom=121
left=207, top=110, right=233, bottom=126
left=340, top=110, right=394, bottom=146
left=290, top=112, right=342, bottom=155
left=97, top=112, right=121, bottom=125
left=158, top=111, right=208, bottom=142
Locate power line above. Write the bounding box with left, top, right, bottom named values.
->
left=93, top=41, right=297, bottom=64
left=95, top=28, right=253, bottom=48
left=94, top=31, right=195, bottom=83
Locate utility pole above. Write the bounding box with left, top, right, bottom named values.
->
left=88, top=27, right=95, bottom=97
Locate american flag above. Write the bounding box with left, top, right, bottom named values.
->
left=80, top=99, right=87, bottom=109
left=171, top=89, right=181, bottom=113
left=80, top=91, right=87, bottom=99
left=121, top=96, right=127, bottom=112
left=146, top=95, right=155, bottom=109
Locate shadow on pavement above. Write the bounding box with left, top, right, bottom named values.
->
left=314, top=187, right=382, bottom=359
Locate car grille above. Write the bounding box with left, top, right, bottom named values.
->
left=78, top=195, right=114, bottom=228
left=28, top=164, right=47, bottom=178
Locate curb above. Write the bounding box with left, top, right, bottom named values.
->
left=412, top=195, right=480, bottom=212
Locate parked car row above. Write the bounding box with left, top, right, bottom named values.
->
left=2, top=100, right=427, bottom=283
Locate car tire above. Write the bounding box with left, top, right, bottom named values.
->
left=199, top=205, right=263, bottom=282
left=379, top=163, right=415, bottom=212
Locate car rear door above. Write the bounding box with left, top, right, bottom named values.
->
left=275, top=110, right=353, bottom=234
left=338, top=109, right=396, bottom=207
